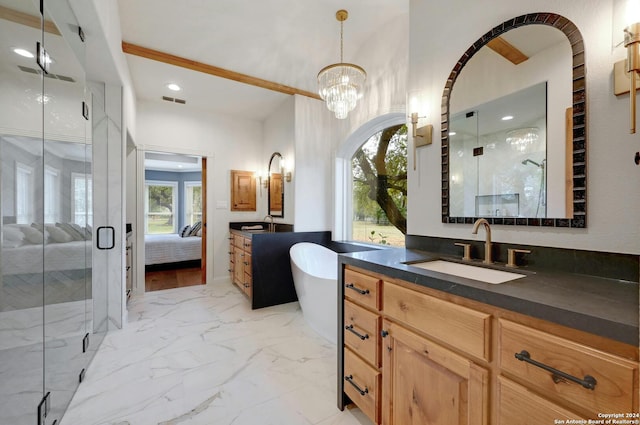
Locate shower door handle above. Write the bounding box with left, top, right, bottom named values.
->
left=96, top=226, right=115, bottom=250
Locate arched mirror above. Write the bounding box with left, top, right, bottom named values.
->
left=441, top=13, right=586, bottom=228
left=268, top=152, right=284, bottom=218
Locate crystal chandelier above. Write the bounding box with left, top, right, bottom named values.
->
left=317, top=10, right=366, bottom=119
left=506, top=127, right=539, bottom=153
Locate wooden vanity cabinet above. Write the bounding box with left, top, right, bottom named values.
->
left=342, top=267, right=489, bottom=425
left=342, top=268, right=383, bottom=424
left=231, top=232, right=252, bottom=297
left=498, top=319, right=638, bottom=419
left=341, top=265, right=639, bottom=425
left=381, top=319, right=488, bottom=425
left=496, top=376, right=586, bottom=424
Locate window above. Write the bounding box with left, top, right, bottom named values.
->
left=184, top=181, right=202, bottom=225
left=145, top=181, right=178, bottom=234
left=16, top=162, right=34, bottom=224
left=351, top=125, right=407, bottom=246
left=44, top=166, right=60, bottom=223
left=72, top=172, right=92, bottom=227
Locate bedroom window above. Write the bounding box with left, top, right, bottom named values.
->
left=145, top=181, right=178, bottom=234
left=15, top=162, right=34, bottom=224
left=44, top=166, right=60, bottom=223
left=72, top=172, right=92, bottom=227
left=184, top=181, right=202, bottom=225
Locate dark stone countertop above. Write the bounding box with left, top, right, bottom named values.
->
left=339, top=247, right=639, bottom=346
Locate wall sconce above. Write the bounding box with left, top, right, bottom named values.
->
left=280, top=158, right=293, bottom=183
left=409, top=112, right=433, bottom=171
left=255, top=172, right=268, bottom=196
left=614, top=0, right=640, bottom=133
left=410, top=112, right=433, bottom=144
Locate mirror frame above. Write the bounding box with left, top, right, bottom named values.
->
left=441, top=13, right=586, bottom=228
left=267, top=151, right=284, bottom=218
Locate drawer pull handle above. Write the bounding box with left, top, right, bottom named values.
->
left=345, top=283, right=369, bottom=295
left=345, top=325, right=369, bottom=340
left=380, top=330, right=389, bottom=338
left=344, top=375, right=368, bottom=396
left=515, top=350, right=597, bottom=390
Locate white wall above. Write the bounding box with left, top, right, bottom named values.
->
left=293, top=95, right=338, bottom=231
left=263, top=97, right=295, bottom=223
left=293, top=12, right=409, bottom=236
left=135, top=101, right=264, bottom=282
left=407, top=0, right=640, bottom=255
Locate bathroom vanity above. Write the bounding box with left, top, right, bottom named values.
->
left=337, top=241, right=639, bottom=424
left=228, top=223, right=332, bottom=309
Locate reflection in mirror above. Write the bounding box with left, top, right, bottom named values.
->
left=450, top=82, right=547, bottom=218
left=441, top=13, right=586, bottom=227
left=268, top=152, right=284, bottom=218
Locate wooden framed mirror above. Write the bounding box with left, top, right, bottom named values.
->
left=441, top=13, right=586, bottom=228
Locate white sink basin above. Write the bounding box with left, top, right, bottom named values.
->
left=407, top=260, right=526, bottom=284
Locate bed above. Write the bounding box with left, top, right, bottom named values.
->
left=1, top=224, right=92, bottom=311
left=144, top=233, right=201, bottom=266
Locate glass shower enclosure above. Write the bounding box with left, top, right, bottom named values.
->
left=0, top=0, right=107, bottom=423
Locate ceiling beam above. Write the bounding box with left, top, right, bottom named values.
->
left=487, top=37, right=528, bottom=65
left=122, top=42, right=322, bottom=100
left=0, top=5, right=60, bottom=35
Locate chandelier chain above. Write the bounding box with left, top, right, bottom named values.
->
left=340, top=20, right=344, bottom=62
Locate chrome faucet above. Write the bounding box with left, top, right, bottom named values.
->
left=472, top=218, right=492, bottom=264
left=264, top=215, right=274, bottom=232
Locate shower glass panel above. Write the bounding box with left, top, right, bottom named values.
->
left=0, top=0, right=45, bottom=423
left=42, top=1, right=92, bottom=423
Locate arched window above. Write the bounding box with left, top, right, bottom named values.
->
left=351, top=124, right=407, bottom=246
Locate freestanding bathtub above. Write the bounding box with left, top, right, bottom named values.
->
left=289, top=242, right=338, bottom=344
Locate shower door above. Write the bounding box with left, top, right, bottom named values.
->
left=0, top=0, right=98, bottom=423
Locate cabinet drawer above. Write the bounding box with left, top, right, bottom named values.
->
left=344, top=348, right=380, bottom=424
left=233, top=234, right=244, bottom=249
left=244, top=252, right=252, bottom=276
left=344, top=300, right=381, bottom=367
left=384, top=282, right=491, bottom=361
left=497, top=376, right=585, bottom=424
left=499, top=319, right=638, bottom=416
left=242, top=273, right=252, bottom=297
left=344, top=269, right=381, bottom=310
left=242, top=237, right=252, bottom=251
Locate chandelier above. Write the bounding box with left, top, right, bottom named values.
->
left=506, top=127, right=539, bottom=153
left=317, top=9, right=366, bottom=119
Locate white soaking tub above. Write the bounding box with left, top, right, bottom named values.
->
left=289, top=242, right=338, bottom=344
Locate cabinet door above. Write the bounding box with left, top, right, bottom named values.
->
left=381, top=319, right=488, bottom=425
left=230, top=170, right=256, bottom=211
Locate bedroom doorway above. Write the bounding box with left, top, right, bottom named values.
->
left=143, top=151, right=207, bottom=291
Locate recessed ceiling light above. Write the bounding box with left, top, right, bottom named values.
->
left=13, top=48, right=34, bottom=58
left=449, top=131, right=457, bottom=136
left=502, top=115, right=514, bottom=121
left=167, top=83, right=181, bottom=91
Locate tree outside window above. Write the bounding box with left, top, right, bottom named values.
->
left=145, top=181, right=177, bottom=234
left=352, top=125, right=407, bottom=246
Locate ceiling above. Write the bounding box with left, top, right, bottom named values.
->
left=144, top=151, right=202, bottom=172
left=116, top=0, right=409, bottom=120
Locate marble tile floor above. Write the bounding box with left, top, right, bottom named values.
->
left=61, top=279, right=371, bottom=425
